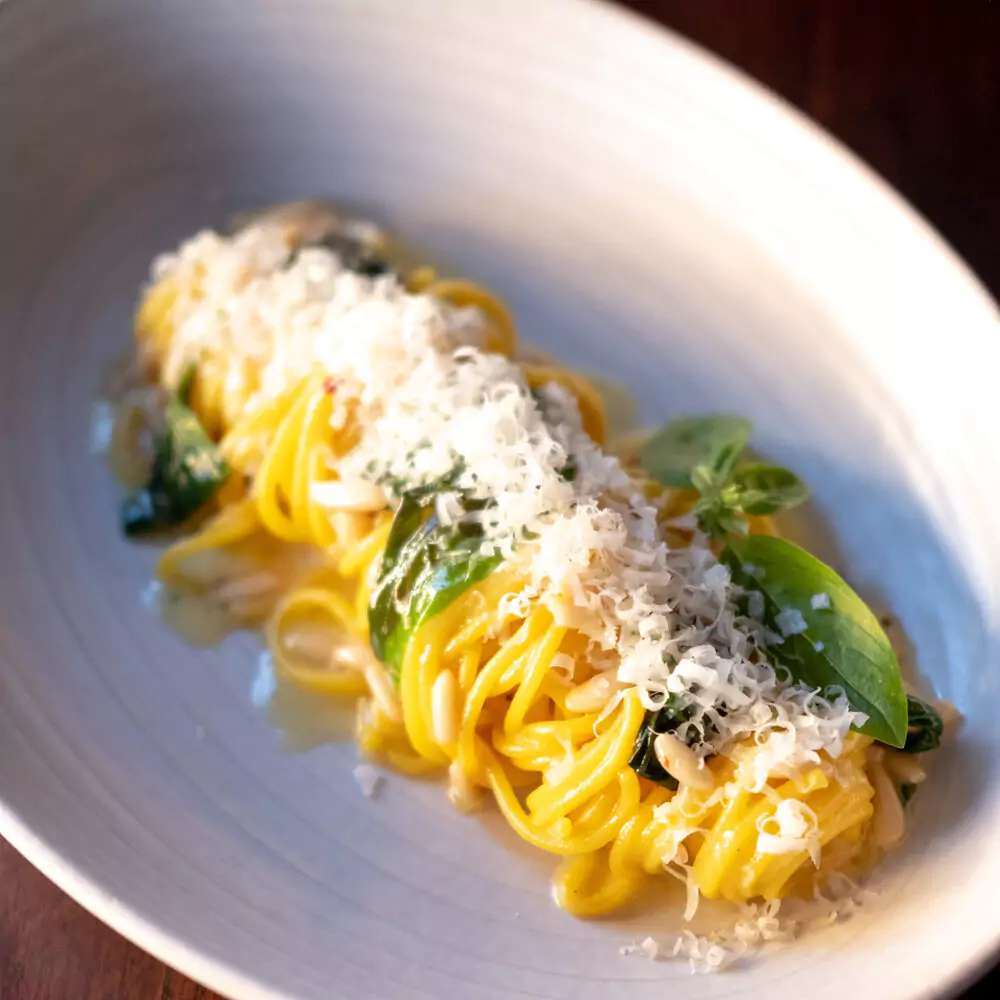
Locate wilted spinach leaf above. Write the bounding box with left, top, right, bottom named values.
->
left=901, top=695, right=943, bottom=753
left=369, top=490, right=503, bottom=683
left=121, top=381, right=229, bottom=537
left=628, top=697, right=696, bottom=790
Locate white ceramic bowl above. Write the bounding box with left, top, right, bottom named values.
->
left=3, top=2, right=1000, bottom=998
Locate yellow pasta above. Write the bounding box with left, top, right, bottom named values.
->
left=114, top=207, right=943, bottom=929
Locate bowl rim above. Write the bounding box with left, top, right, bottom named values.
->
left=3, top=1, right=999, bottom=997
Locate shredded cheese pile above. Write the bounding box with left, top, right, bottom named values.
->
left=153, top=223, right=867, bottom=778
left=756, top=799, right=822, bottom=866
left=151, top=226, right=486, bottom=411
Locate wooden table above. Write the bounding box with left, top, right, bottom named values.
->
left=3, top=2, right=999, bottom=998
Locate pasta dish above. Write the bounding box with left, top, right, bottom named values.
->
left=100, top=202, right=951, bottom=934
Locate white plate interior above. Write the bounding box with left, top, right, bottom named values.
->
left=2, top=1, right=1000, bottom=998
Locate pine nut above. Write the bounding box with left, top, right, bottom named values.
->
left=884, top=751, right=926, bottom=786
left=431, top=669, right=459, bottom=746
left=364, top=661, right=402, bottom=723
left=868, top=748, right=907, bottom=849
left=448, top=760, right=482, bottom=813
left=653, top=732, right=714, bottom=791
left=565, top=673, right=617, bottom=714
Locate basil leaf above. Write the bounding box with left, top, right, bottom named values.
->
left=368, top=490, right=436, bottom=670
left=693, top=493, right=749, bottom=540
left=121, top=393, right=229, bottom=537
left=729, top=463, right=810, bottom=516
left=369, top=490, right=503, bottom=683
left=640, top=415, right=752, bottom=489
left=901, top=695, right=943, bottom=753
left=372, top=488, right=434, bottom=588
left=628, top=698, right=693, bottom=789
left=721, top=535, right=908, bottom=748
left=686, top=466, right=745, bottom=539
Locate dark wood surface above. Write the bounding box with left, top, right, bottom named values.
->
left=3, top=2, right=999, bottom=998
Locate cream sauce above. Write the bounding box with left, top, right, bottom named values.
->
left=252, top=652, right=357, bottom=752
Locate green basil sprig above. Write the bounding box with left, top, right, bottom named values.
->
left=369, top=489, right=503, bottom=684
left=729, top=463, right=810, bottom=515
left=639, top=414, right=922, bottom=755
left=721, top=535, right=908, bottom=748
left=640, top=415, right=808, bottom=538
left=640, top=415, right=751, bottom=488
left=121, top=368, right=229, bottom=537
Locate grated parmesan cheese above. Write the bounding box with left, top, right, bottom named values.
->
left=756, top=799, right=821, bottom=867
left=623, top=899, right=802, bottom=973
left=775, top=607, right=808, bottom=637
left=619, top=936, right=660, bottom=960
left=352, top=763, right=384, bottom=799
left=620, top=884, right=874, bottom=973
left=150, top=224, right=488, bottom=410
left=154, top=222, right=867, bottom=785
